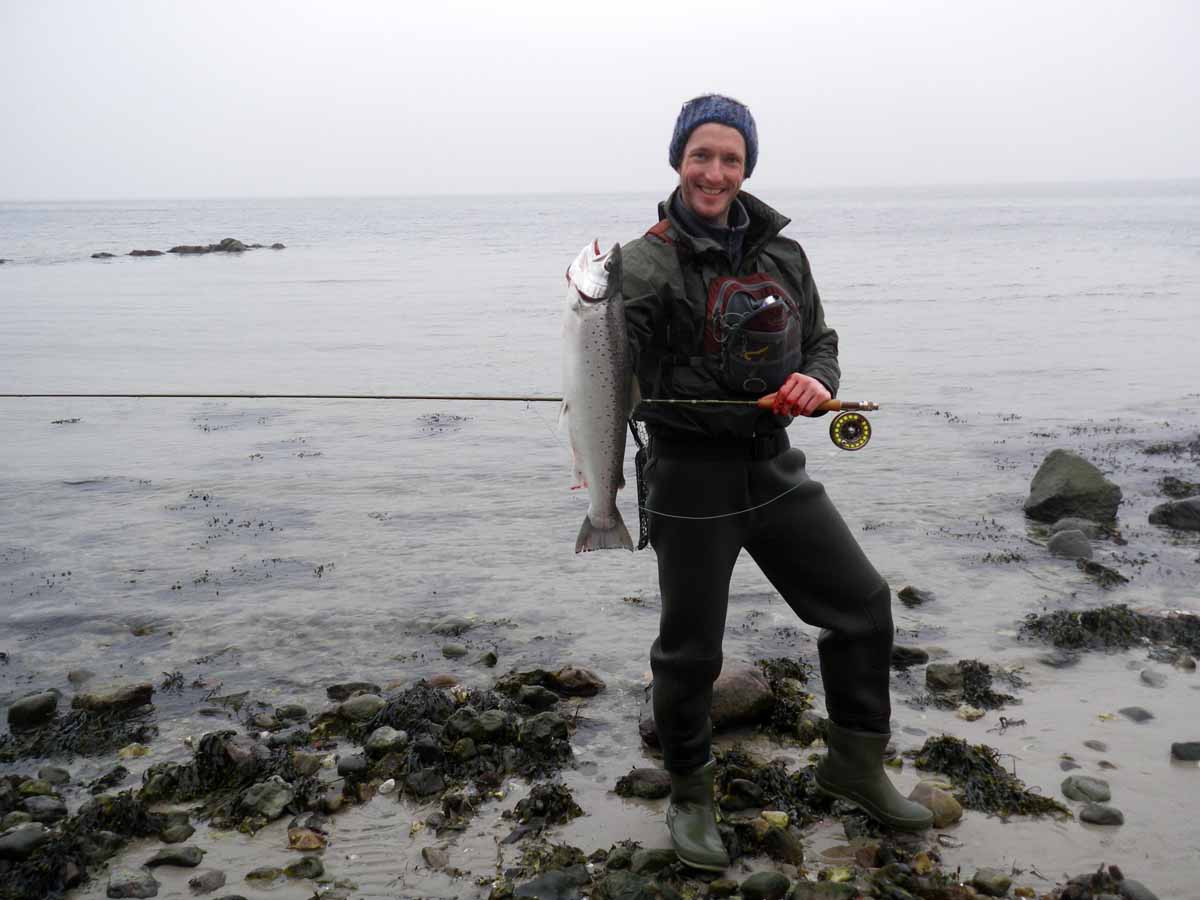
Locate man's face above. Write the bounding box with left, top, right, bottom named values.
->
left=677, top=123, right=746, bottom=225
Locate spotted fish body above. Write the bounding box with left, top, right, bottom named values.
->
left=561, top=240, right=637, bottom=553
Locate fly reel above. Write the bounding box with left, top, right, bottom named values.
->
left=830, top=411, right=871, bottom=451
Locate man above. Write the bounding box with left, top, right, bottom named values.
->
left=622, top=94, right=932, bottom=871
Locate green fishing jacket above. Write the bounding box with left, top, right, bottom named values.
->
left=622, top=188, right=841, bottom=439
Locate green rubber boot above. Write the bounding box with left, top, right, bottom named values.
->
left=666, top=760, right=730, bottom=871
left=814, top=722, right=933, bottom=831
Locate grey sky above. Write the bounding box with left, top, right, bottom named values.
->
left=2, top=0, right=1197, bottom=200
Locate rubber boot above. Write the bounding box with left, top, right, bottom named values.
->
left=666, top=760, right=730, bottom=871
left=814, top=722, right=933, bottom=831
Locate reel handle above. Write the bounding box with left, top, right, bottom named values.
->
left=756, top=394, right=880, bottom=413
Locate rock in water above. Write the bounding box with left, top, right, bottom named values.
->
left=187, top=869, right=226, bottom=894
left=709, top=660, right=774, bottom=728
left=614, top=767, right=671, bottom=799
left=1170, top=741, right=1200, bottom=761
left=1148, top=497, right=1200, bottom=531
left=740, top=871, right=791, bottom=900
left=1061, top=775, right=1111, bottom=802
left=972, top=868, right=1014, bottom=898
left=897, top=585, right=935, bottom=607
left=1023, top=449, right=1122, bottom=523
left=1050, top=516, right=1105, bottom=538
left=72, top=682, right=154, bottom=713
left=1079, top=802, right=1124, bottom=825
left=107, top=867, right=160, bottom=898
left=1047, top=529, right=1093, bottom=559
left=7, top=690, right=59, bottom=729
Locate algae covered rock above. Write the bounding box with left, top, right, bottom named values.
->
left=1148, top=497, right=1200, bottom=531
left=1024, top=449, right=1122, bottom=523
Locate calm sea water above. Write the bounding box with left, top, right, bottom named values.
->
left=2, top=184, right=1199, bottom=897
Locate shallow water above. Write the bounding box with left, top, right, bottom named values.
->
left=3, top=184, right=1200, bottom=897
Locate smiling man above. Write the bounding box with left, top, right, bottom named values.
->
left=621, top=94, right=932, bottom=870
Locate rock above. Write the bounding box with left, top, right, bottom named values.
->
left=519, top=685, right=561, bottom=710
left=168, top=245, right=211, bottom=254
left=107, top=867, right=160, bottom=898
left=925, top=662, right=963, bottom=693
left=1048, top=529, right=1093, bottom=559
left=956, top=703, right=985, bottom=721
left=239, top=775, right=294, bottom=820
left=266, top=725, right=310, bottom=748
left=1050, top=516, right=1105, bottom=538
left=446, top=707, right=486, bottom=742
left=708, top=879, right=738, bottom=898
left=761, top=810, right=790, bottom=829
left=338, top=693, right=385, bottom=721
left=213, top=238, right=248, bottom=252
left=129, top=249, right=164, bottom=256
left=1118, top=706, right=1154, bottom=723
left=721, top=778, right=766, bottom=810
left=761, top=825, right=805, bottom=865
left=146, top=845, right=205, bottom=867
left=1170, top=741, right=1200, bottom=761
left=897, top=585, right=935, bottom=607
left=161, top=823, right=195, bottom=843
left=890, top=645, right=929, bottom=669
left=1024, top=449, right=1122, bottom=522
left=187, top=869, right=226, bottom=894
left=741, top=871, right=791, bottom=900
left=1175, top=654, right=1197, bottom=671
left=548, top=665, right=606, bottom=696
left=275, top=703, right=307, bottom=721
left=908, top=781, right=963, bottom=827
left=614, top=767, right=671, bottom=800
left=283, top=856, right=324, bottom=879
left=8, top=690, right=60, bottom=729
left=2, top=812, right=33, bottom=830
left=476, top=650, right=499, bottom=667
left=19, top=778, right=56, bottom=796
left=431, top=615, right=474, bottom=636
left=972, top=867, right=1013, bottom=897
left=326, top=681, right=380, bottom=701
left=515, top=866, right=591, bottom=900
left=245, top=865, right=284, bottom=883
left=336, top=753, right=368, bottom=777
left=441, top=643, right=468, bottom=659
left=72, top=682, right=154, bottom=713
left=405, top=769, right=445, bottom=797
left=1084, top=739, right=1108, bottom=752
left=519, top=711, right=569, bottom=747
left=270, top=243, right=286, bottom=250
left=292, top=751, right=325, bottom=776
left=68, top=668, right=96, bottom=686
left=478, top=708, right=512, bottom=743
left=0, top=823, right=49, bottom=860
left=1140, top=669, right=1167, bottom=688
left=1117, top=879, right=1160, bottom=900
left=629, top=848, right=678, bottom=875
left=1148, top=497, right=1200, bottom=531
left=92, top=252, right=116, bottom=259
left=38, top=765, right=71, bottom=785
left=421, top=846, right=450, bottom=869
left=365, top=725, right=408, bottom=756
left=1079, top=802, right=1123, bottom=825
left=709, top=660, right=774, bottom=728
left=787, top=883, right=860, bottom=900
left=1061, top=775, right=1111, bottom=802
left=22, top=795, right=68, bottom=822
left=1039, top=649, right=1080, bottom=668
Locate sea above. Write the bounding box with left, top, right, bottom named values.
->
left=2, top=183, right=1199, bottom=898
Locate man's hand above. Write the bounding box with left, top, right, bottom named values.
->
left=771, top=373, right=831, bottom=417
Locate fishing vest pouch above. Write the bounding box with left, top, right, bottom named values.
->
left=704, top=274, right=804, bottom=394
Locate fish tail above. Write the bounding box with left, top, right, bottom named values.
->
left=575, top=512, right=633, bottom=553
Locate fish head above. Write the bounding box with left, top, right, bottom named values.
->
left=567, top=240, right=622, bottom=312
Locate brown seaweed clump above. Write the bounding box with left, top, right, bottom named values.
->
left=1020, top=604, right=1200, bottom=656
left=959, top=660, right=1019, bottom=710
left=0, top=706, right=157, bottom=764
left=756, top=657, right=820, bottom=741
left=914, top=735, right=1068, bottom=819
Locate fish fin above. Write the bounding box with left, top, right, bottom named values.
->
left=575, top=511, right=634, bottom=553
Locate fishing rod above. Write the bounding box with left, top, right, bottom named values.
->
left=1, top=393, right=879, bottom=449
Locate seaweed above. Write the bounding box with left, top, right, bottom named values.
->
left=505, top=782, right=582, bottom=826
left=959, top=660, right=1018, bottom=710
left=756, top=657, right=818, bottom=740
left=0, top=707, right=157, bottom=764
left=1020, top=604, right=1200, bottom=656
left=914, top=735, right=1068, bottom=818
left=714, top=749, right=834, bottom=829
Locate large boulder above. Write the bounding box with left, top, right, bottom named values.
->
left=640, top=660, right=774, bottom=747
left=1024, top=450, right=1122, bottom=523
left=7, top=690, right=59, bottom=729
left=72, top=682, right=154, bottom=714
left=1148, top=497, right=1200, bottom=531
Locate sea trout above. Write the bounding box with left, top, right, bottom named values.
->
left=561, top=239, right=638, bottom=553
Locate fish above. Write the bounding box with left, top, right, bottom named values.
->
left=560, top=239, right=638, bottom=553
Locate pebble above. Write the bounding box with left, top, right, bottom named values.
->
left=740, top=870, right=790, bottom=900
left=146, top=845, right=205, bottom=867
left=761, top=810, right=790, bottom=829
left=1170, top=741, right=1200, bottom=761
left=518, top=684, right=560, bottom=710
left=630, top=848, right=678, bottom=875
left=245, top=866, right=284, bottom=884
left=441, top=643, right=468, bottom=659
left=1059, top=758, right=1081, bottom=771
left=38, top=765, right=71, bottom=785
left=72, top=681, right=154, bottom=713
left=614, top=768, right=671, bottom=799
left=430, top=615, right=475, bottom=636
left=6, top=690, right=59, bottom=729
left=908, top=781, right=963, bottom=827
left=1039, top=649, right=1081, bottom=669
left=890, top=645, right=929, bottom=669
left=897, top=585, right=935, bottom=607
left=926, top=662, right=964, bottom=692
left=720, top=778, right=766, bottom=810
left=187, top=870, right=226, bottom=895
left=421, top=846, right=450, bottom=870
left=287, top=827, right=326, bottom=850
left=1175, top=655, right=1197, bottom=671
left=1140, top=669, right=1167, bottom=688
left=956, top=703, right=985, bottom=721
left=1084, top=739, right=1108, bottom=752
left=0, top=822, right=49, bottom=861
left=325, top=681, right=380, bottom=701
left=365, top=725, right=408, bottom=756
left=283, top=856, right=325, bottom=879
left=1079, top=803, right=1124, bottom=825
left=1062, top=775, right=1111, bottom=802
left=336, top=753, right=368, bottom=777
left=972, top=868, right=1013, bottom=897
left=1118, top=706, right=1154, bottom=723
left=107, top=867, right=160, bottom=898
left=1047, top=528, right=1092, bottom=559
left=22, top=795, right=68, bottom=822
left=379, top=778, right=397, bottom=794
left=1118, top=879, right=1160, bottom=900
left=338, top=693, right=385, bottom=721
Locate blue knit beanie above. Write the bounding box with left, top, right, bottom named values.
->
left=668, top=94, right=758, bottom=177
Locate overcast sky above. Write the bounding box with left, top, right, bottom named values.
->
left=2, top=0, right=1197, bottom=200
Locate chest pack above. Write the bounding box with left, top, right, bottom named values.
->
left=704, top=273, right=805, bottom=394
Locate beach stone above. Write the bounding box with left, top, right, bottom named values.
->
left=283, top=856, right=324, bottom=879
left=519, top=685, right=561, bottom=710
left=68, top=668, right=96, bottom=686
left=1039, top=649, right=1080, bottom=669
left=1140, top=669, right=1167, bottom=688
left=91, top=252, right=116, bottom=259
left=265, top=724, right=310, bottom=749
left=971, top=867, right=1013, bottom=897
left=720, top=778, right=765, bottom=810
left=421, top=846, right=450, bottom=869
left=1050, top=516, right=1105, bottom=538
left=1117, top=879, right=1160, bottom=900
left=19, top=778, right=56, bottom=797
left=1024, top=449, right=1122, bottom=523
left=73, top=682, right=154, bottom=713
left=1175, top=655, right=1197, bottom=671
left=2, top=812, right=33, bottom=829
left=1062, top=775, right=1111, bottom=802
left=762, top=825, right=805, bottom=865
left=213, top=238, right=248, bottom=252
left=1079, top=803, right=1124, bottom=825
left=1084, top=739, right=1108, bottom=752
left=710, top=660, right=774, bottom=728
left=7, top=690, right=59, bottom=729
left=275, top=703, right=307, bottom=721
left=761, top=810, right=790, bottom=829
left=630, top=848, right=678, bottom=875
left=129, top=249, right=164, bottom=256
left=515, top=866, right=591, bottom=900
left=146, top=844, right=205, bottom=867
left=549, top=665, right=606, bottom=697
left=239, top=775, right=293, bottom=819
left=38, top=765, right=71, bottom=785
left=519, top=711, right=569, bottom=747
left=1118, top=706, right=1154, bottom=723
left=614, top=767, right=671, bottom=800
left=108, top=867, right=159, bottom=898
left=476, top=650, right=499, bottom=667
left=336, top=753, right=368, bottom=777
left=338, top=693, right=384, bottom=721
left=161, top=823, right=195, bottom=843
left=0, top=822, right=49, bottom=860
left=478, top=708, right=512, bottom=743
left=787, top=883, right=860, bottom=900
left=365, top=725, right=408, bottom=756
left=1048, top=529, right=1093, bottom=559
left=406, top=769, right=445, bottom=797
left=431, top=615, right=474, bottom=636
left=925, top=662, right=963, bottom=693
left=245, top=866, right=284, bottom=883
left=22, top=795, right=67, bottom=822
left=741, top=871, right=791, bottom=900
left=446, top=707, right=486, bottom=742
left=908, top=781, right=962, bottom=827
left=326, top=681, right=380, bottom=701
left=271, top=242, right=286, bottom=249
left=1170, top=741, right=1200, bottom=761
left=605, top=846, right=633, bottom=870
left=1148, top=497, right=1200, bottom=531
left=292, top=751, right=325, bottom=776
left=708, top=879, right=738, bottom=897
left=187, top=869, right=226, bottom=894
left=897, top=585, right=935, bottom=607
left=441, top=643, right=468, bottom=659
left=890, top=645, right=929, bottom=669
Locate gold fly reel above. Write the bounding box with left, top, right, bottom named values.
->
left=830, top=411, right=871, bottom=451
